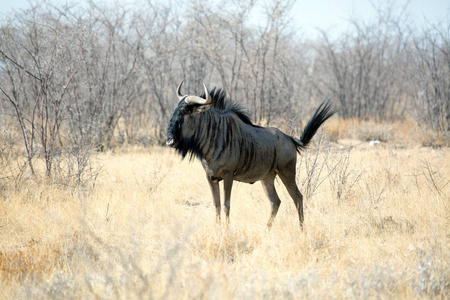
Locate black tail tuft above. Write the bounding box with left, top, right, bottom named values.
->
left=293, top=100, right=335, bottom=152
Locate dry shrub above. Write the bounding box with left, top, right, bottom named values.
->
left=326, top=149, right=364, bottom=204
left=344, top=119, right=394, bottom=142
left=420, top=130, right=450, bottom=148
left=323, top=118, right=354, bottom=142
left=323, top=118, right=393, bottom=142
left=256, top=117, right=431, bottom=147
left=324, top=117, right=430, bottom=146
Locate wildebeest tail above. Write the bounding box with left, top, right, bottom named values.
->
left=293, top=100, right=335, bottom=152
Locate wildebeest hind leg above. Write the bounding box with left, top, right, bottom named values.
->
left=279, top=173, right=304, bottom=230
left=260, top=173, right=281, bottom=228
left=206, top=175, right=221, bottom=223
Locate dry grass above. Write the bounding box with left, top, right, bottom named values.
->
left=0, top=132, right=449, bottom=299
left=324, top=117, right=449, bottom=147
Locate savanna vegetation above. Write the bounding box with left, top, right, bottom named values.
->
left=0, top=0, right=449, bottom=298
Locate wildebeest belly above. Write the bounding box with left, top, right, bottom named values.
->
left=232, top=150, right=277, bottom=183
left=233, top=171, right=271, bottom=183
left=202, top=152, right=275, bottom=183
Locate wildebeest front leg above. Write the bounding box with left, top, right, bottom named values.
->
left=260, top=173, right=281, bottom=228
left=206, top=175, right=221, bottom=222
left=223, top=171, right=234, bottom=224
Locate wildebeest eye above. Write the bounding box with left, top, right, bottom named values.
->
left=181, top=104, right=196, bottom=115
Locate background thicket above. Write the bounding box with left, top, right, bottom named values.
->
left=0, top=0, right=448, bottom=182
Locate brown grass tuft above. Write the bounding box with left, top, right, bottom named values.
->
left=192, top=225, right=259, bottom=262
left=0, top=233, right=87, bottom=281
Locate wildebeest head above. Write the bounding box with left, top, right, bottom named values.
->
left=166, top=81, right=212, bottom=149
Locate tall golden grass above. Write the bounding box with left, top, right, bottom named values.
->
left=0, top=123, right=449, bottom=299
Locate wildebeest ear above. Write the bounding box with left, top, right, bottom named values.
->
left=193, top=104, right=212, bottom=114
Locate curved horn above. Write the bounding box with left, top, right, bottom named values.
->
left=176, top=81, right=185, bottom=100
left=184, top=82, right=212, bottom=105
left=203, top=82, right=211, bottom=104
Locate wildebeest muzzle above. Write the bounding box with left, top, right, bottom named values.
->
left=166, top=137, right=175, bottom=147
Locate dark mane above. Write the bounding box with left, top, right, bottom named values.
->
left=200, top=88, right=254, bottom=126
left=175, top=88, right=255, bottom=161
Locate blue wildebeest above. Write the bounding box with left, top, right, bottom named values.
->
left=166, top=82, right=334, bottom=229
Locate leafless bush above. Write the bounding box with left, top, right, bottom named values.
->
left=0, top=3, right=141, bottom=184
left=297, top=133, right=333, bottom=199
left=326, top=148, right=364, bottom=204
left=0, top=125, right=28, bottom=190
left=409, top=22, right=450, bottom=142
left=416, top=159, right=449, bottom=198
